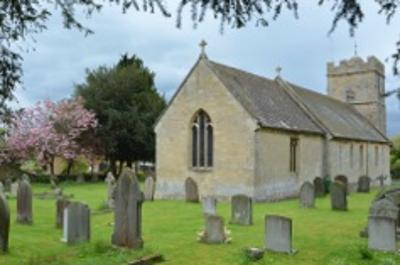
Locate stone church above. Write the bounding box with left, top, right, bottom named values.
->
left=154, top=44, right=391, bottom=201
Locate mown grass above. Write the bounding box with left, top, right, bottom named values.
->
left=1, top=182, right=400, bottom=265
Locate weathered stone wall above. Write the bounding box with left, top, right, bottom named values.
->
left=154, top=58, right=258, bottom=201
left=254, top=129, right=324, bottom=201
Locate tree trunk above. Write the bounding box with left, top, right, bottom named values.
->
left=49, top=156, right=57, bottom=188
left=117, top=160, right=124, bottom=176
left=66, top=159, right=74, bottom=177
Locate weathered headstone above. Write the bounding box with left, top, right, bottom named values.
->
left=0, top=194, right=10, bottom=253
left=202, top=196, right=217, bottom=215
left=105, top=172, right=116, bottom=208
left=313, top=177, right=325, bottom=197
left=334, top=175, right=348, bottom=193
left=368, top=216, right=396, bottom=252
left=185, top=177, right=199, bottom=203
left=199, top=215, right=227, bottom=244
left=56, top=198, right=70, bottom=229
left=230, top=194, right=252, bottom=225
left=357, top=176, right=370, bottom=193
left=144, top=177, right=155, bottom=201
left=62, top=202, right=90, bottom=244
left=299, top=181, right=315, bottom=208
left=265, top=215, right=295, bottom=254
left=11, top=182, right=18, bottom=197
left=112, top=168, right=144, bottom=249
left=4, top=178, right=11, bottom=193
left=16, top=180, right=32, bottom=224
left=21, top=174, right=30, bottom=183
left=330, top=181, right=347, bottom=211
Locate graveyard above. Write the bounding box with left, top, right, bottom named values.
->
left=1, top=181, right=400, bottom=265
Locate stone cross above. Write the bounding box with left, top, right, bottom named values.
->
left=330, top=181, right=347, bottom=211
left=112, top=168, right=144, bottom=249
left=185, top=177, right=199, bottom=203
left=368, top=216, right=396, bottom=252
left=56, top=198, right=70, bottom=229
left=230, top=194, right=252, bottom=225
left=62, top=202, right=90, bottom=244
left=265, top=215, right=295, bottom=254
left=144, top=177, right=155, bottom=201
left=357, top=176, right=370, bottom=193
left=0, top=194, right=10, bottom=253
left=105, top=172, right=116, bottom=208
left=299, top=181, right=315, bottom=208
left=16, top=180, right=33, bottom=224
left=202, top=196, right=217, bottom=216
left=313, top=177, right=325, bottom=197
left=199, top=215, right=227, bottom=244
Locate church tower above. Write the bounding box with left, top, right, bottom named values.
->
left=327, top=56, right=387, bottom=135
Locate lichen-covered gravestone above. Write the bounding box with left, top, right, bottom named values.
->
left=185, top=177, right=199, bottom=203
left=112, top=168, right=144, bottom=249
left=0, top=194, right=10, bottom=253
left=230, top=194, right=252, bottom=225
left=265, top=215, right=295, bottom=254
left=16, top=180, right=32, bottom=224
left=299, top=181, right=315, bottom=208
left=313, top=177, right=325, bottom=197
left=62, top=202, right=90, bottom=244
left=330, top=181, right=347, bottom=211
left=105, top=172, right=116, bottom=208
left=144, top=177, right=155, bottom=201
left=368, top=216, right=396, bottom=252
left=199, top=215, right=228, bottom=244
left=202, top=196, right=217, bottom=215
left=357, top=176, right=370, bottom=193
left=56, top=199, right=70, bottom=229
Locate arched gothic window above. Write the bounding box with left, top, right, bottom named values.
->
left=192, top=110, right=213, bottom=168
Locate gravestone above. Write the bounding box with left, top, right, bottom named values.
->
left=105, top=172, right=116, bottom=208
left=11, top=182, right=18, bottom=197
left=230, top=194, right=252, bottom=225
left=265, top=215, right=295, bottom=254
left=202, top=196, right=217, bottom=215
left=144, top=177, right=155, bottom=201
left=368, top=216, right=396, bottom=252
left=0, top=194, right=10, bottom=253
left=21, top=174, right=30, bottom=183
left=112, top=168, right=144, bottom=249
left=199, top=215, right=227, bottom=244
left=56, top=199, right=70, bottom=229
left=16, top=180, right=32, bottom=224
left=62, top=202, right=90, bottom=244
left=330, top=181, right=347, bottom=211
left=4, top=178, right=11, bottom=193
left=313, top=177, right=325, bottom=197
left=185, top=177, right=199, bottom=203
left=299, top=181, right=315, bottom=208
left=357, top=176, right=370, bottom=193
left=76, top=174, right=84, bottom=183
left=334, top=175, right=348, bottom=193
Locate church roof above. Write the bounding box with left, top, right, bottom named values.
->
left=208, top=60, right=389, bottom=143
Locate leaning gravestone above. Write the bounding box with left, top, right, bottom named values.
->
left=265, top=215, right=295, bottom=254
left=199, top=215, right=227, bottom=244
left=185, top=177, right=199, bottom=203
left=330, top=181, right=347, bottom=211
left=11, top=182, right=18, bottom=197
left=144, top=177, right=155, bottom=201
left=105, top=172, right=116, bottom=208
left=16, top=180, right=32, bottom=224
left=56, top=199, right=70, bottom=229
left=0, top=194, right=10, bottom=253
left=313, top=177, right=325, bottom=197
left=368, top=216, right=396, bottom=252
left=357, top=176, right=370, bottom=193
left=202, top=196, right=217, bottom=215
left=112, top=168, right=144, bottom=249
left=230, top=194, right=252, bottom=225
left=299, top=181, right=315, bottom=208
left=62, top=202, right=90, bottom=244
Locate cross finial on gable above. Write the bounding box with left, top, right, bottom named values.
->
left=199, top=40, right=208, bottom=59
left=275, top=66, right=282, bottom=77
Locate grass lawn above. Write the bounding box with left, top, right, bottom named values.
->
left=1, top=182, right=400, bottom=265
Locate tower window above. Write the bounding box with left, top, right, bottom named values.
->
left=191, top=110, right=213, bottom=168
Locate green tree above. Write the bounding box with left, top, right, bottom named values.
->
left=75, top=54, right=166, bottom=176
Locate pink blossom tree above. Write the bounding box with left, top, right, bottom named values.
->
left=2, top=97, right=98, bottom=184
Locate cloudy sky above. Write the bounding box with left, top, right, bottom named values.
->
left=17, top=1, right=400, bottom=136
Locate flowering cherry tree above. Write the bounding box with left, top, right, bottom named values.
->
left=1, top=97, right=97, bottom=183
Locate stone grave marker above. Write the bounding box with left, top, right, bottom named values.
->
left=299, top=181, right=315, bottom=208
left=112, top=168, right=144, bottom=249
left=202, top=196, right=217, bottom=215
left=230, top=194, right=252, bottom=225
left=185, top=177, right=199, bottom=203
left=313, top=177, right=325, bottom=197
left=144, top=177, right=155, bottom=201
left=62, top=202, right=90, bottom=244
left=334, top=175, right=348, bottom=193
left=11, top=182, right=18, bottom=197
left=357, top=176, right=370, bottom=193
left=330, top=181, right=347, bottom=211
left=16, top=180, right=32, bottom=224
left=56, top=198, right=70, bottom=229
left=265, top=215, right=295, bottom=254
left=0, top=194, right=10, bottom=253
left=368, top=216, right=396, bottom=252
left=199, top=215, right=227, bottom=244
left=4, top=178, right=11, bottom=193
left=105, top=172, right=116, bottom=208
